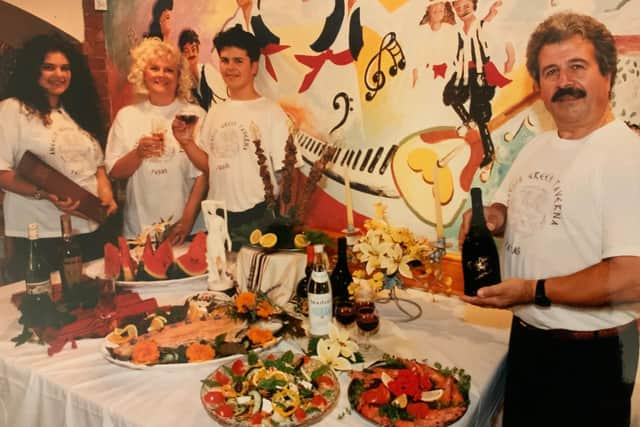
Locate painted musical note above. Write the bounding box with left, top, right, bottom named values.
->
left=364, top=32, right=406, bottom=101
left=330, top=92, right=354, bottom=135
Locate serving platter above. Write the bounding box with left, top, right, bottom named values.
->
left=201, top=351, right=339, bottom=426
left=347, top=356, right=470, bottom=427
left=101, top=292, right=284, bottom=369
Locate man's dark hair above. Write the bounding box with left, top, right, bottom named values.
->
left=179, top=29, right=200, bottom=51
left=213, top=24, right=260, bottom=62
left=5, top=33, right=106, bottom=145
left=526, top=12, right=617, bottom=91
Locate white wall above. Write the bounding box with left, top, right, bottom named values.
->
left=4, top=0, right=84, bottom=41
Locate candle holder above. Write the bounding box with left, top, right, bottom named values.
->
left=429, top=237, right=446, bottom=264
left=375, top=285, right=423, bottom=322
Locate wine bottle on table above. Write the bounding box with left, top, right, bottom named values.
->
left=307, top=244, right=332, bottom=337
left=330, top=236, right=352, bottom=304
left=25, top=223, right=52, bottom=299
left=59, top=214, right=83, bottom=297
left=295, top=245, right=314, bottom=307
left=462, top=187, right=502, bottom=296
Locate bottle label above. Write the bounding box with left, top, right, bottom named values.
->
left=26, top=279, right=51, bottom=296
left=308, top=293, right=332, bottom=336
left=62, top=256, right=83, bottom=288
left=311, top=271, right=329, bottom=283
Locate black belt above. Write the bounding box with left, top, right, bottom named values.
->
left=514, top=317, right=638, bottom=341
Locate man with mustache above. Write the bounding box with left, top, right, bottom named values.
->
left=459, top=12, right=640, bottom=427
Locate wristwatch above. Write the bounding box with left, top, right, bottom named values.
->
left=534, top=279, right=551, bottom=307
left=32, top=187, right=45, bottom=200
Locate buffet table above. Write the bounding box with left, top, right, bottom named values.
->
left=0, top=277, right=515, bottom=427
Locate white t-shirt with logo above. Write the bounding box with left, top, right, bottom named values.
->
left=105, top=99, right=206, bottom=238
left=198, top=97, right=289, bottom=212
left=493, top=119, right=640, bottom=330
left=0, top=98, right=102, bottom=237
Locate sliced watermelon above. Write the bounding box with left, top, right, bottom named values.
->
left=103, top=242, right=121, bottom=279
left=118, top=237, right=136, bottom=281
left=136, top=237, right=171, bottom=281
left=174, top=251, right=207, bottom=276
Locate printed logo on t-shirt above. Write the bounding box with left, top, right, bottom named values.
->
left=208, top=120, right=250, bottom=170
left=50, top=124, right=99, bottom=179
left=508, top=171, right=563, bottom=238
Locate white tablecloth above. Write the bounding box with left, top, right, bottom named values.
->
left=0, top=281, right=513, bottom=427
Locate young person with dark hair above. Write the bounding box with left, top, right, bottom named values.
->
left=0, top=34, right=117, bottom=280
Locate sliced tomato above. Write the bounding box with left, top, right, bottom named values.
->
left=311, top=394, right=327, bottom=408
left=232, top=359, right=246, bottom=376
left=215, top=370, right=231, bottom=385
left=360, top=383, right=390, bottom=405
left=250, top=411, right=264, bottom=425
left=215, top=403, right=234, bottom=418
left=315, top=374, right=334, bottom=388
left=203, top=391, right=225, bottom=405
left=407, top=402, right=431, bottom=419
left=293, top=407, right=307, bottom=422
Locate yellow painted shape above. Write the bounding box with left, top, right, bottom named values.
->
left=377, top=0, right=411, bottom=13
left=407, top=148, right=454, bottom=204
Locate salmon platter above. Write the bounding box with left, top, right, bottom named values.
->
left=348, top=355, right=470, bottom=427
left=102, top=292, right=283, bottom=369
left=201, top=351, right=339, bottom=426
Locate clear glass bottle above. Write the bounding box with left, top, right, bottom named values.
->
left=462, top=187, right=502, bottom=296
left=59, top=214, right=83, bottom=296
left=25, top=223, right=52, bottom=298
left=307, top=244, right=332, bottom=337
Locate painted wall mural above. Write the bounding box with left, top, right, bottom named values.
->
left=104, top=0, right=640, bottom=250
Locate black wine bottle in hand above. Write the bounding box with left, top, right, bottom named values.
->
left=462, top=188, right=502, bottom=296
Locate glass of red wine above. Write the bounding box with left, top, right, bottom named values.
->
left=335, top=301, right=357, bottom=328
left=356, top=302, right=380, bottom=358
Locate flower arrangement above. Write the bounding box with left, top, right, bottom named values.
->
left=308, top=323, right=363, bottom=371
left=230, top=291, right=278, bottom=323
left=349, top=203, right=436, bottom=299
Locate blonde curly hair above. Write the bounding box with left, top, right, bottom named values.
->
left=128, top=37, right=193, bottom=102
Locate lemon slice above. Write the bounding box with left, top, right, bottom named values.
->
left=392, top=394, right=408, bottom=408
left=249, top=229, right=263, bottom=245
left=259, top=233, right=278, bottom=248
left=106, top=324, right=138, bottom=344
left=293, top=233, right=309, bottom=249
left=421, top=389, right=444, bottom=402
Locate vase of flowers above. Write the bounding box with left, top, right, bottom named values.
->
left=349, top=203, right=437, bottom=321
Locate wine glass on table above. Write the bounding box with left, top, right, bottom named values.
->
left=335, top=300, right=357, bottom=329
left=356, top=301, right=381, bottom=360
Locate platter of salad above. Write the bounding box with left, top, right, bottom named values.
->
left=200, top=351, right=339, bottom=426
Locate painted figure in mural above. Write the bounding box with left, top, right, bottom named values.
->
left=0, top=34, right=117, bottom=281
left=413, top=0, right=458, bottom=87
left=443, top=0, right=514, bottom=168
left=178, top=29, right=226, bottom=111
left=144, top=0, right=173, bottom=41
left=172, top=25, right=292, bottom=247
left=105, top=37, right=207, bottom=245
left=459, top=12, right=640, bottom=427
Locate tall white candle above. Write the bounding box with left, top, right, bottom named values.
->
left=344, top=166, right=355, bottom=231
left=432, top=162, right=445, bottom=239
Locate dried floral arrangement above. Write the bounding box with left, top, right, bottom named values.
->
left=234, top=122, right=337, bottom=249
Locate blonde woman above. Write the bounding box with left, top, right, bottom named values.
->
left=105, top=37, right=207, bottom=244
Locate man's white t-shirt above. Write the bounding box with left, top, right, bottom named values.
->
left=198, top=97, right=289, bottom=213
left=0, top=98, right=102, bottom=237
left=493, top=119, right=640, bottom=330
left=105, top=99, right=206, bottom=238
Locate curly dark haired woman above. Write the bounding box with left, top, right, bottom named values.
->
left=0, top=34, right=117, bottom=281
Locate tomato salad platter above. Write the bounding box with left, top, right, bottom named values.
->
left=348, top=355, right=471, bottom=427
left=201, top=351, right=339, bottom=426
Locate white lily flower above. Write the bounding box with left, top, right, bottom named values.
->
left=314, top=338, right=352, bottom=371
left=380, top=243, right=414, bottom=278
left=329, top=323, right=359, bottom=358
